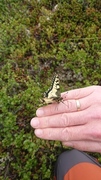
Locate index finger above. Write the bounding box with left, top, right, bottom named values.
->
left=36, top=86, right=95, bottom=117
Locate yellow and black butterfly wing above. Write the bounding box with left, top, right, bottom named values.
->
left=42, top=74, right=62, bottom=104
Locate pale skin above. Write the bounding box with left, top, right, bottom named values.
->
left=30, top=85, right=101, bottom=153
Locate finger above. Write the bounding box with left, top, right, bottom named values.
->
left=34, top=125, right=88, bottom=141
left=34, top=120, right=101, bottom=141
left=37, top=86, right=100, bottom=117
left=36, top=86, right=95, bottom=117
left=61, top=86, right=96, bottom=100
left=31, top=110, right=90, bottom=129
left=62, top=141, right=101, bottom=153
left=36, top=96, right=90, bottom=117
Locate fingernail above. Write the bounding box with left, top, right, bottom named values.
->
left=35, top=129, right=43, bottom=137
left=31, top=118, right=39, bottom=127
left=36, top=108, right=44, bottom=116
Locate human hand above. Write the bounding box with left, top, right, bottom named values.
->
left=30, top=86, right=101, bottom=153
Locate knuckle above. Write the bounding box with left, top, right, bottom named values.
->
left=61, top=128, right=70, bottom=141
left=61, top=113, right=70, bottom=127
left=87, top=121, right=101, bottom=140
left=67, top=101, right=75, bottom=112
left=64, top=100, right=76, bottom=112
left=92, top=130, right=101, bottom=139
left=48, top=129, right=53, bottom=139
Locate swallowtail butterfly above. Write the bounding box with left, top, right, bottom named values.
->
left=41, top=74, right=63, bottom=104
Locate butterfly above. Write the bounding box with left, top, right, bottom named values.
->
left=41, top=74, right=64, bottom=104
